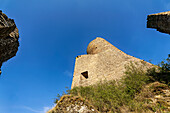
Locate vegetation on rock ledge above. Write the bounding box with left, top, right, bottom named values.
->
left=53, top=56, right=170, bottom=113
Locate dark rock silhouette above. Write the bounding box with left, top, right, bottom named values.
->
left=147, top=11, right=170, bottom=35
left=0, top=10, right=19, bottom=74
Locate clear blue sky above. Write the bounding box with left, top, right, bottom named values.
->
left=0, top=0, right=169, bottom=113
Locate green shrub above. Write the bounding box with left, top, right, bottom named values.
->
left=123, top=62, right=150, bottom=98
left=70, top=55, right=170, bottom=112
left=55, top=55, right=170, bottom=112
left=70, top=62, right=151, bottom=112
left=147, top=55, right=170, bottom=85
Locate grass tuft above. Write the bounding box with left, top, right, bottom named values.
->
left=55, top=55, right=170, bottom=112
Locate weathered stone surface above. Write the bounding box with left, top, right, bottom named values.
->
left=47, top=95, right=98, bottom=113
left=71, top=37, right=153, bottom=89
left=0, top=10, right=19, bottom=74
left=134, top=82, right=170, bottom=113
left=147, top=11, right=170, bottom=34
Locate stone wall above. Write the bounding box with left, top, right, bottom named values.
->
left=147, top=11, right=170, bottom=34
left=71, top=38, right=153, bottom=89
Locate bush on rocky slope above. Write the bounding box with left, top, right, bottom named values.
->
left=50, top=56, right=170, bottom=113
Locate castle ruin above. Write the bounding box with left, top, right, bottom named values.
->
left=71, top=37, right=153, bottom=89
left=147, top=11, right=170, bottom=34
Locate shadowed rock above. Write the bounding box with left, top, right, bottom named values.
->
left=0, top=10, right=19, bottom=74
left=147, top=11, right=170, bottom=34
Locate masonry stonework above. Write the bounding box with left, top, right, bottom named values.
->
left=71, top=37, right=152, bottom=89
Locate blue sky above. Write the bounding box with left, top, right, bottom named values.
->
left=0, top=0, right=169, bottom=113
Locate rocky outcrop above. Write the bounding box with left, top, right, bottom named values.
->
left=134, top=82, right=170, bottom=113
left=0, top=10, right=19, bottom=74
left=147, top=11, right=170, bottom=34
left=47, top=95, right=98, bottom=113
left=48, top=82, right=170, bottom=113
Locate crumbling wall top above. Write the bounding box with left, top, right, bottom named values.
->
left=87, top=37, right=115, bottom=54
left=147, top=11, right=170, bottom=34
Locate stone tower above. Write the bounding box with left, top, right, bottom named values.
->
left=71, top=37, right=152, bottom=89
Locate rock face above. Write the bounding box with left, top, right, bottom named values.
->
left=47, top=95, right=98, bottom=113
left=147, top=11, right=170, bottom=34
left=0, top=11, right=19, bottom=74
left=71, top=37, right=153, bottom=89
